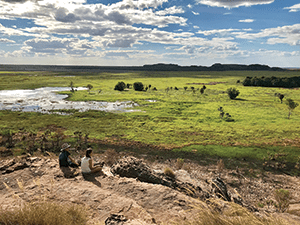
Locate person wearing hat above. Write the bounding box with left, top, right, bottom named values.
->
left=81, top=148, right=103, bottom=173
left=59, top=143, right=79, bottom=168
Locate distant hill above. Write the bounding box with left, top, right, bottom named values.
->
left=0, top=63, right=285, bottom=72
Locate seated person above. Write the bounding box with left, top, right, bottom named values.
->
left=81, top=148, right=103, bottom=173
left=59, top=143, right=79, bottom=168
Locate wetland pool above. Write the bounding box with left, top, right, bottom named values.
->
left=0, top=87, right=139, bottom=114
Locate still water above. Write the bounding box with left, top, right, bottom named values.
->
left=0, top=87, right=139, bottom=114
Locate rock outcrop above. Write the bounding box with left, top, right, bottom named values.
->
left=111, top=156, right=208, bottom=199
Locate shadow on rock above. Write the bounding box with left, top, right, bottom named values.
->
left=82, top=171, right=105, bottom=188
left=59, top=167, right=80, bottom=179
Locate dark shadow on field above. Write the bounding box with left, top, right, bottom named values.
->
left=82, top=171, right=105, bottom=188
left=234, top=98, right=247, bottom=101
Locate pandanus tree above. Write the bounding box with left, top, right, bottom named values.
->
left=286, top=98, right=299, bottom=119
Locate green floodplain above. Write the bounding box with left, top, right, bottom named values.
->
left=0, top=70, right=300, bottom=172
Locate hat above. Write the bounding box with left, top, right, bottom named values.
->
left=61, top=143, right=71, bottom=151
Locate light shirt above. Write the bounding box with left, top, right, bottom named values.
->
left=81, top=156, right=91, bottom=173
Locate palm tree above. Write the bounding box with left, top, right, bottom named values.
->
left=69, top=81, right=74, bottom=92
left=286, top=98, right=299, bottom=119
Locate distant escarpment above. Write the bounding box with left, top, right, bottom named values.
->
left=0, top=63, right=285, bottom=72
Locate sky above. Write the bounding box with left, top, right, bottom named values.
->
left=0, top=0, right=299, bottom=67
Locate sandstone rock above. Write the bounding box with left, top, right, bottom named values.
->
left=211, top=177, right=231, bottom=201
left=105, top=214, right=128, bottom=225
left=111, top=156, right=206, bottom=199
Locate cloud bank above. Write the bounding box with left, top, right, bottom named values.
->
left=197, top=0, right=274, bottom=9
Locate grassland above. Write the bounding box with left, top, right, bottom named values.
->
left=0, top=70, right=300, bottom=169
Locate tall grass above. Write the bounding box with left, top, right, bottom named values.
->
left=1, top=176, right=89, bottom=225
left=180, top=200, right=291, bottom=225
left=0, top=202, right=88, bottom=225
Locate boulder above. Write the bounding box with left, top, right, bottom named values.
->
left=111, top=156, right=207, bottom=199
left=105, top=214, right=127, bottom=225
left=211, top=177, right=231, bottom=201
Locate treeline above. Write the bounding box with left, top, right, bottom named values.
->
left=0, top=63, right=284, bottom=72
left=242, top=76, right=300, bottom=88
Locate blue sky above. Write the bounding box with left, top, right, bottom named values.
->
left=0, top=0, right=299, bottom=67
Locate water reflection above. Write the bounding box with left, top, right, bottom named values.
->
left=0, top=87, right=139, bottom=115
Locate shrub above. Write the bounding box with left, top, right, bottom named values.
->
left=227, top=87, right=240, bottom=100
left=217, top=107, right=234, bottom=122
left=217, top=159, right=225, bottom=177
left=133, top=82, right=144, bottom=91
left=86, top=84, right=93, bottom=93
left=164, top=167, right=175, bottom=179
left=274, top=189, right=291, bottom=212
left=114, top=81, right=126, bottom=91
left=175, top=158, right=184, bottom=170
left=275, top=93, right=285, bottom=103
left=200, top=87, right=205, bottom=94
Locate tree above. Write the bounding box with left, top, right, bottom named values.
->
left=286, top=98, right=299, bottom=119
left=226, top=87, right=240, bottom=100
left=200, top=87, right=205, bottom=94
left=114, top=82, right=126, bottom=91
left=69, top=81, right=74, bottom=92
left=133, top=82, right=144, bottom=91
left=86, top=84, right=93, bottom=93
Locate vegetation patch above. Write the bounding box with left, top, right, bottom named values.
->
left=0, top=70, right=299, bottom=170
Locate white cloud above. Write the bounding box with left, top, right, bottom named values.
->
left=0, top=38, right=15, bottom=43
left=197, top=0, right=274, bottom=9
left=234, top=24, right=300, bottom=46
left=0, top=23, right=47, bottom=37
left=155, top=6, right=184, bottom=16
left=239, top=19, right=254, bottom=23
left=0, top=0, right=187, bottom=30
left=192, top=11, right=199, bottom=15
left=284, top=3, right=300, bottom=12
left=197, top=28, right=239, bottom=36
left=187, top=4, right=193, bottom=9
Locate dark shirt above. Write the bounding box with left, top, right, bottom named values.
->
left=59, top=150, right=70, bottom=167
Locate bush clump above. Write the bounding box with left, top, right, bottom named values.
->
left=164, top=167, right=176, bottom=179
left=227, top=87, right=240, bottom=100
left=133, top=82, right=144, bottom=91
left=114, top=81, right=126, bottom=91
left=274, top=189, right=291, bottom=212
